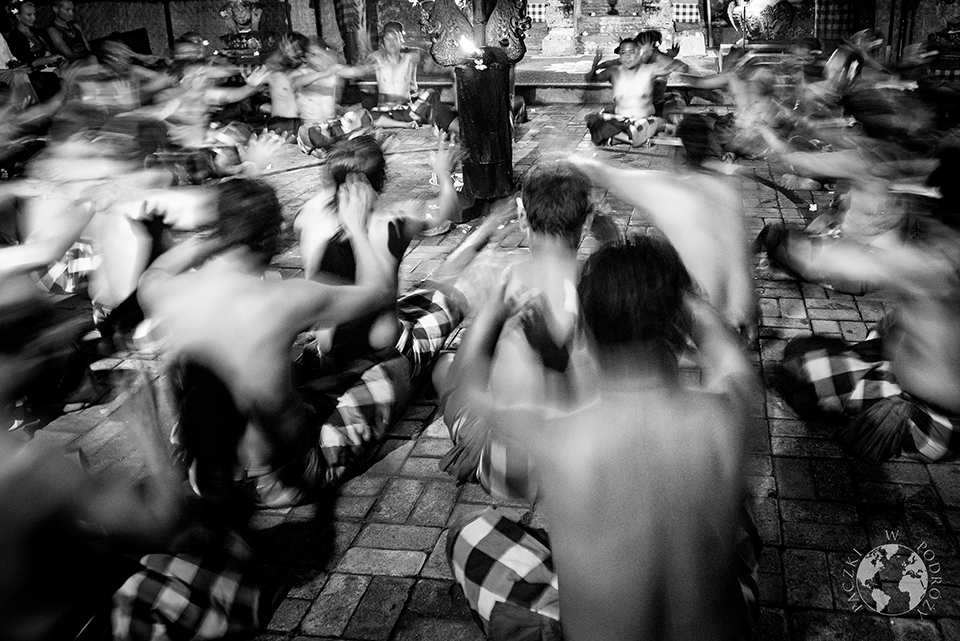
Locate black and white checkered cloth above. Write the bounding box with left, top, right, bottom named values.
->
left=673, top=1, right=702, bottom=23
left=112, top=528, right=260, bottom=641
left=527, top=2, right=548, bottom=23
left=447, top=507, right=561, bottom=636
left=816, top=0, right=856, bottom=42
left=780, top=333, right=960, bottom=463
left=242, top=282, right=465, bottom=508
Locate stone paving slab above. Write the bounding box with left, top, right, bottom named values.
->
left=37, top=103, right=960, bottom=640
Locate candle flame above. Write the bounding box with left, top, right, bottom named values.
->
left=459, top=35, right=480, bottom=56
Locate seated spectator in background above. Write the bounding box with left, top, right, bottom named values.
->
left=46, top=0, right=91, bottom=62
left=0, top=31, right=39, bottom=106
left=446, top=234, right=760, bottom=640
left=585, top=34, right=686, bottom=147
left=777, top=148, right=960, bottom=464
left=6, top=1, right=63, bottom=101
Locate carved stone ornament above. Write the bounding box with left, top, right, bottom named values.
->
left=421, top=0, right=530, bottom=66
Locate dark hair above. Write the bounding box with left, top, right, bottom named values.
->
left=927, top=146, right=960, bottom=228
left=578, top=234, right=694, bottom=352
left=383, top=21, right=404, bottom=36
left=635, top=30, right=662, bottom=47
left=521, top=164, right=592, bottom=248
left=677, top=113, right=712, bottom=166
left=326, top=135, right=387, bottom=194
left=277, top=32, right=309, bottom=69
left=210, top=179, right=282, bottom=266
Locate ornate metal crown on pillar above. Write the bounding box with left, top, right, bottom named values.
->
left=414, top=0, right=531, bottom=208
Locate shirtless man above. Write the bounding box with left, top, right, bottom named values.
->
left=138, top=178, right=394, bottom=506
left=350, top=22, right=438, bottom=129
left=295, top=134, right=464, bottom=360
left=435, top=164, right=600, bottom=500
left=287, top=38, right=374, bottom=154
left=777, top=148, right=960, bottom=464
left=585, top=35, right=687, bottom=147
left=260, top=33, right=308, bottom=140
left=446, top=234, right=759, bottom=640
left=46, top=0, right=91, bottom=62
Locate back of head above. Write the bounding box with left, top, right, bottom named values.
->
left=676, top=113, right=712, bottom=167
left=211, top=178, right=282, bottom=266
left=635, top=29, right=662, bottom=48
left=578, top=234, right=693, bottom=353
left=276, top=32, right=308, bottom=68
left=520, top=163, right=591, bottom=247
left=326, top=134, right=387, bottom=193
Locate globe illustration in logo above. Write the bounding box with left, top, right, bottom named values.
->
left=856, top=544, right=929, bottom=615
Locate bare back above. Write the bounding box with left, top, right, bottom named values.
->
left=527, top=384, right=746, bottom=641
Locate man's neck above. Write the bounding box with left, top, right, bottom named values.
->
left=528, top=232, right=578, bottom=257
left=595, top=342, right=679, bottom=390
left=54, top=18, right=71, bottom=29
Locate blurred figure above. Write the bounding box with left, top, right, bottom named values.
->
left=295, top=134, right=464, bottom=361
left=571, top=152, right=758, bottom=340
left=681, top=48, right=784, bottom=160
left=0, top=263, right=186, bottom=640
left=46, top=0, right=92, bottom=62
left=434, top=163, right=608, bottom=500
left=754, top=124, right=939, bottom=294
left=777, top=148, right=960, bottom=464
left=138, top=178, right=395, bottom=508
left=287, top=38, right=372, bottom=155
left=446, top=235, right=760, bottom=640
left=258, top=32, right=309, bottom=140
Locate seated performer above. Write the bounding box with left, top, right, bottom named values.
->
left=446, top=234, right=760, bottom=640
left=260, top=32, right=309, bottom=140
left=138, top=178, right=395, bottom=508
left=435, top=163, right=605, bottom=500
left=350, top=21, right=439, bottom=129
left=585, top=34, right=687, bottom=147
left=289, top=38, right=373, bottom=155
left=680, top=48, right=784, bottom=160
left=776, top=148, right=960, bottom=464
left=295, top=133, right=464, bottom=365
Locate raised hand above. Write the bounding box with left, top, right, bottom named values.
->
left=431, top=134, right=467, bottom=178
left=337, top=173, right=376, bottom=235
left=239, top=131, right=285, bottom=174
left=242, top=65, right=270, bottom=87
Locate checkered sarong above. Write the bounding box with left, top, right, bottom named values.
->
left=37, top=241, right=99, bottom=294
left=449, top=506, right=761, bottom=638
left=780, top=334, right=960, bottom=463
left=245, top=282, right=464, bottom=508
left=447, top=507, right=561, bottom=636
left=112, top=529, right=259, bottom=641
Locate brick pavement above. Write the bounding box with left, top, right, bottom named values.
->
left=35, top=103, right=960, bottom=640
